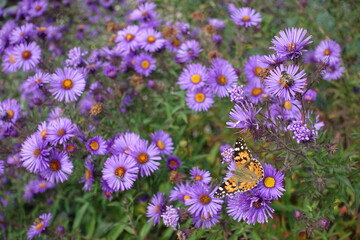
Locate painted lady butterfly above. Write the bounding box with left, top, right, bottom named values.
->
left=214, top=137, right=264, bottom=198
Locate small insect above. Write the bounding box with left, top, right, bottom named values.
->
left=279, top=71, right=295, bottom=88
left=214, top=137, right=264, bottom=198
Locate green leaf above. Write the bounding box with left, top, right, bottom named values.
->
left=72, top=203, right=89, bottom=232
left=139, top=221, right=152, bottom=240
left=316, top=11, right=336, bottom=31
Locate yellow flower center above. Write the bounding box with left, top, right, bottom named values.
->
left=147, top=36, right=156, bottom=43
left=156, top=140, right=165, bottom=150
left=217, top=75, right=227, bottom=85
left=38, top=27, right=47, bottom=32
left=49, top=159, right=61, bottom=171
left=242, top=16, right=250, bottom=22
left=6, top=109, right=14, bottom=118
left=39, top=183, right=47, bottom=188
left=254, top=66, right=263, bottom=77
left=62, top=79, right=73, bottom=90
left=89, top=141, right=99, bottom=150
left=324, top=49, right=331, bottom=56
left=284, top=101, right=292, bottom=110
left=33, top=148, right=41, bottom=157
left=114, top=166, right=126, bottom=177
left=168, top=160, right=179, bottom=168
left=195, top=175, right=202, bottom=181
left=172, top=39, right=180, bottom=47
left=85, top=169, right=92, bottom=179
left=66, top=144, right=75, bottom=152
left=22, top=50, right=32, bottom=60
left=34, top=222, right=44, bottom=230
left=125, top=34, right=134, bottom=42
left=183, top=195, right=191, bottom=200
left=35, top=5, right=42, bottom=11
left=194, top=93, right=205, bottom=103
left=264, top=176, right=276, bottom=188
left=40, top=129, right=47, bottom=140
left=286, top=43, right=296, bottom=52
left=137, top=152, right=149, bottom=164
left=9, top=54, right=16, bottom=63
left=141, top=60, right=150, bottom=69
left=57, top=129, right=65, bottom=137
left=191, top=74, right=201, bottom=84
left=251, top=88, right=263, bottom=96
left=199, top=194, right=211, bottom=204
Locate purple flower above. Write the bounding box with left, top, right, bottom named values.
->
left=186, top=87, right=214, bottom=112
left=270, top=28, right=312, bottom=59
left=110, top=132, right=140, bottom=155
left=86, top=136, right=108, bottom=155
left=254, top=163, right=285, bottom=200
left=287, top=121, right=316, bottom=143
left=322, top=60, right=344, bottom=81
left=28, top=0, right=48, bottom=17
left=178, top=63, right=208, bottom=91
left=226, top=100, right=261, bottom=132
left=138, top=28, right=165, bottom=52
left=314, top=39, right=341, bottom=65
left=0, top=98, right=21, bottom=124
left=208, top=18, right=226, bottom=31
left=185, top=183, right=223, bottom=217
left=174, top=40, right=202, bottom=63
left=282, top=99, right=301, bottom=120
left=22, top=71, right=51, bottom=93
left=161, top=205, right=179, bottom=230
left=229, top=85, right=246, bottom=104
left=208, top=58, right=238, bottom=98
left=260, top=54, right=286, bottom=67
left=169, top=182, right=191, bottom=203
left=41, top=150, right=73, bottom=183
left=244, top=81, right=266, bottom=104
left=227, top=193, right=274, bottom=224
left=190, top=167, right=212, bottom=184
left=101, top=178, right=114, bottom=200
left=129, top=2, right=159, bottom=27
left=192, top=211, right=220, bottom=229
left=65, top=47, right=87, bottom=67
left=102, top=154, right=139, bottom=191
left=304, top=50, right=317, bottom=64
left=167, top=156, right=182, bottom=170
left=47, top=117, right=76, bottom=146
left=2, top=47, right=19, bottom=73
left=230, top=7, right=262, bottom=28
left=147, top=192, right=166, bottom=225
left=133, top=53, right=156, bottom=77
left=129, top=139, right=161, bottom=177
left=9, top=23, right=35, bottom=45
left=79, top=158, right=94, bottom=191
left=115, top=25, right=140, bottom=51
left=20, top=134, right=50, bottom=173
left=13, top=42, right=41, bottom=72
left=265, top=64, right=307, bottom=100
left=103, top=65, right=117, bottom=78
left=49, top=67, right=86, bottom=103
left=303, top=89, right=317, bottom=101
left=244, top=55, right=268, bottom=84
left=27, top=213, right=51, bottom=240
left=220, top=147, right=234, bottom=164
left=151, top=130, right=174, bottom=156
left=47, top=107, right=65, bottom=121
left=0, top=161, right=4, bottom=176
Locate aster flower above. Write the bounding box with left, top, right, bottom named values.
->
left=9, top=23, right=35, bottom=45
left=255, top=163, right=285, bottom=200
left=20, top=134, right=50, bottom=173
left=270, top=28, right=312, bottom=59
left=230, top=7, right=262, bottom=28
left=169, top=182, right=192, bottom=203
left=244, top=81, right=266, bottom=104
left=322, top=60, right=344, bottom=81
left=185, top=183, right=223, bottom=217
left=192, top=211, right=220, bottom=229
left=151, top=130, right=174, bottom=156
left=138, top=28, right=165, bottom=52
left=190, top=167, right=212, bottom=184
left=174, top=40, right=202, bottom=63
left=13, top=42, right=41, bottom=72
left=47, top=107, right=65, bottom=121
left=65, top=47, right=88, bottom=67
left=110, top=132, right=141, bottom=155
left=303, top=89, right=317, bottom=101
left=41, top=150, right=73, bottom=183
left=282, top=99, right=301, bottom=120
left=226, top=193, right=274, bottom=224
left=29, top=0, right=48, bottom=17
left=103, top=65, right=117, bottom=78
left=49, top=67, right=86, bottom=103
left=265, top=64, right=307, bottom=100
left=260, top=54, right=286, bottom=67
left=147, top=192, right=166, bottom=225
left=314, top=39, right=341, bottom=65
left=208, top=18, right=226, bottom=31
left=79, top=158, right=94, bottom=191
left=22, top=71, right=51, bottom=94
left=226, top=100, right=261, bottom=132
left=133, top=53, right=156, bottom=77
left=186, top=87, right=214, bottom=112
left=229, top=85, right=246, bottom=104
left=0, top=99, right=21, bottom=124
left=287, top=121, right=316, bottom=143
left=304, top=50, right=317, bottom=64
left=129, top=139, right=161, bottom=177
left=244, top=55, right=268, bottom=84
left=178, top=63, right=208, bottom=91
left=102, top=154, right=139, bottom=191
left=47, top=117, right=76, bottom=146
left=86, top=136, right=108, bottom=155
left=27, top=213, right=52, bottom=240
left=167, top=156, right=182, bottom=170
left=101, top=178, right=114, bottom=200
left=1, top=47, right=19, bottom=73
left=208, top=58, right=238, bottom=98
left=129, top=2, right=159, bottom=28
left=115, top=25, right=140, bottom=51
left=161, top=205, right=179, bottom=230
left=220, top=147, right=234, bottom=164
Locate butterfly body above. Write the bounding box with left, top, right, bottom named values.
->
left=214, top=137, right=264, bottom=198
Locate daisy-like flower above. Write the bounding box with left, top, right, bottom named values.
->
left=226, top=100, right=261, bottom=132
left=270, top=28, right=312, bottom=59
left=86, top=136, right=108, bottom=155
left=265, top=64, right=307, bottom=100
left=147, top=192, right=166, bottom=225
left=178, top=63, right=208, bottom=91
left=260, top=54, right=286, bottom=67
left=9, top=23, right=35, bottom=45
left=192, top=211, right=220, bottom=229
left=115, top=25, right=140, bottom=51
left=303, top=89, right=317, bottom=101
left=230, top=7, right=262, bottom=28
left=244, top=81, right=266, bottom=104
left=208, top=58, right=238, bottom=98
left=129, top=139, right=161, bottom=177
left=169, top=182, right=192, bottom=203
left=190, top=167, right=212, bottom=184
left=304, top=50, right=317, bottom=64
left=0, top=99, right=21, bottom=124
left=47, top=117, right=76, bottom=146
left=79, top=158, right=94, bottom=191
left=161, top=205, right=179, bottom=230
left=227, top=193, right=274, bottom=224
left=29, top=0, right=48, bottom=17
left=244, top=55, right=268, bottom=83
left=186, top=87, right=214, bottom=112
left=102, top=154, right=139, bottom=191
left=138, top=28, right=165, bottom=52
left=133, top=53, right=156, bottom=77
left=229, top=85, right=246, bottom=104
left=13, top=42, right=41, bottom=72
left=27, top=213, right=52, bottom=240
left=174, top=40, right=202, bottom=63
left=65, top=47, right=88, bottom=67
left=20, top=134, right=50, bottom=173
left=101, top=178, right=114, bottom=200
left=255, top=163, right=285, bottom=200
left=322, top=60, right=344, bottom=81
left=110, top=132, right=141, bottom=155
left=185, top=183, right=223, bottom=217
left=49, top=67, right=86, bottom=103
left=208, top=18, right=226, bottom=31
left=167, top=156, right=182, bottom=170
left=1, top=47, right=19, bottom=73
left=151, top=130, right=174, bottom=156
left=220, top=147, right=234, bottom=164
left=103, top=65, right=117, bottom=78
left=282, top=99, right=301, bottom=120
left=129, top=2, right=159, bottom=27
left=41, top=150, right=73, bottom=183
left=314, top=39, right=341, bottom=65
left=22, top=71, right=51, bottom=93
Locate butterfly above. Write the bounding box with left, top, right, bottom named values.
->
left=214, top=137, right=264, bottom=198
